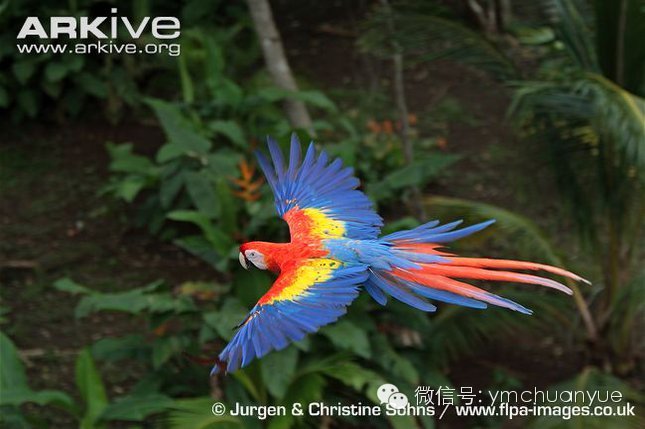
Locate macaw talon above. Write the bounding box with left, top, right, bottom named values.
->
left=238, top=252, right=249, bottom=270
left=211, top=357, right=228, bottom=375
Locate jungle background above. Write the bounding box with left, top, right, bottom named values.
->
left=0, top=0, right=643, bottom=428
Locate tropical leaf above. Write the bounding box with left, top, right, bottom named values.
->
left=0, top=332, right=75, bottom=412
left=544, top=0, right=599, bottom=71
left=166, top=398, right=242, bottom=429
left=424, top=196, right=598, bottom=343
left=527, top=367, right=645, bottom=428
left=511, top=73, right=645, bottom=172
left=100, top=393, right=173, bottom=421
left=76, top=348, right=108, bottom=429
left=425, top=196, right=566, bottom=266
left=359, top=6, right=517, bottom=79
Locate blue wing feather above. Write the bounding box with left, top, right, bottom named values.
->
left=213, top=263, right=367, bottom=374
left=256, top=134, right=383, bottom=240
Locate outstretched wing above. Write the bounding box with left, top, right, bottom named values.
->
left=256, top=135, right=383, bottom=242
left=212, top=260, right=368, bottom=373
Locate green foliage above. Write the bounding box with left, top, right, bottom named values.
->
left=53, top=278, right=195, bottom=319
left=102, top=98, right=247, bottom=271
left=51, top=266, right=524, bottom=429
left=0, top=332, right=171, bottom=427
left=76, top=349, right=108, bottom=429
left=507, top=2, right=644, bottom=369
left=8, top=2, right=642, bottom=428
left=0, top=332, right=75, bottom=426
left=368, top=154, right=459, bottom=202
left=527, top=367, right=644, bottom=429
left=166, top=398, right=242, bottom=429
left=0, top=0, right=143, bottom=121
left=358, top=2, right=517, bottom=79
left=426, top=196, right=567, bottom=267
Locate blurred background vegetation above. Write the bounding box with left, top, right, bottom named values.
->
left=0, top=0, right=643, bottom=428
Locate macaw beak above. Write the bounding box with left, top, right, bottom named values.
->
left=238, top=252, right=249, bottom=270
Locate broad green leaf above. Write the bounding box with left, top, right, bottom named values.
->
left=76, top=72, right=108, bottom=98
left=261, top=346, right=299, bottom=399
left=184, top=171, right=220, bottom=216
left=156, top=143, right=189, bottom=163
left=0, top=333, right=75, bottom=411
left=323, top=361, right=382, bottom=393
left=166, top=397, right=242, bottom=429
left=159, top=170, right=185, bottom=209
left=320, top=320, right=371, bottom=358
left=12, top=60, right=36, bottom=84
left=1, top=388, right=74, bottom=410
left=166, top=210, right=233, bottom=255
left=146, top=98, right=211, bottom=155
left=75, top=348, right=108, bottom=429
left=270, top=373, right=325, bottom=429
left=173, top=235, right=220, bottom=269
left=0, top=332, right=30, bottom=395
left=113, top=175, right=147, bottom=202
left=257, top=88, right=338, bottom=113
left=91, top=334, right=148, bottom=362
left=369, top=154, right=459, bottom=201
left=106, top=143, right=156, bottom=175
left=388, top=414, right=420, bottom=429
left=215, top=179, right=237, bottom=235
left=231, top=269, right=272, bottom=308
left=64, top=54, right=84, bottom=72
left=177, top=54, right=194, bottom=104
left=44, top=62, right=67, bottom=81
left=203, top=298, right=248, bottom=340
left=53, top=277, right=91, bottom=295
left=74, top=281, right=183, bottom=318
left=100, top=393, right=173, bottom=421
left=371, top=334, right=419, bottom=384
left=152, top=336, right=189, bottom=369
left=206, top=151, right=241, bottom=177
left=209, top=120, right=245, bottom=147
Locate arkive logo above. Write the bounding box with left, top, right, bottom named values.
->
left=17, top=8, right=180, bottom=39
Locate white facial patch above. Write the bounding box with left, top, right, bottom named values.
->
left=245, top=250, right=267, bottom=270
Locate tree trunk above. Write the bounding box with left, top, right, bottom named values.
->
left=245, top=0, right=315, bottom=135
left=380, top=0, right=426, bottom=220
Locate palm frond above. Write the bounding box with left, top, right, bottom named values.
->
left=425, top=287, right=572, bottom=367
left=358, top=6, right=517, bottom=79
left=608, top=270, right=645, bottom=364
left=425, top=195, right=598, bottom=341
left=426, top=196, right=567, bottom=266
left=542, top=0, right=599, bottom=71
left=511, top=73, right=645, bottom=172
left=510, top=72, right=645, bottom=265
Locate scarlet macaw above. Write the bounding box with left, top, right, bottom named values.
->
left=212, top=135, right=587, bottom=374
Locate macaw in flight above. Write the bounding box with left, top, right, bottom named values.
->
left=212, top=135, right=588, bottom=374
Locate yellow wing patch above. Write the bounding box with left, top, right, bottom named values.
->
left=301, top=208, right=346, bottom=238
left=261, top=259, right=340, bottom=305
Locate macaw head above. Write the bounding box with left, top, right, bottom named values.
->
left=239, top=242, right=270, bottom=270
